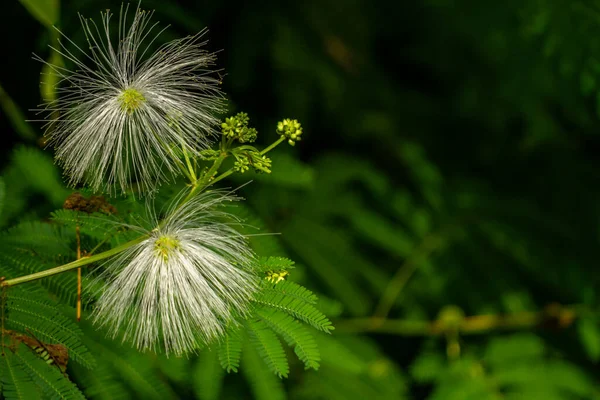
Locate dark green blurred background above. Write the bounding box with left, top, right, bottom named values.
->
left=3, top=0, right=600, bottom=399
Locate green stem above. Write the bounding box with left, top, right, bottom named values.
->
left=204, top=137, right=285, bottom=189
left=209, top=169, right=234, bottom=186
left=373, top=227, right=449, bottom=320
left=181, top=145, right=197, bottom=182
left=260, top=136, right=285, bottom=155
left=178, top=135, right=286, bottom=208
left=180, top=152, right=228, bottom=206
left=1, top=235, right=147, bottom=287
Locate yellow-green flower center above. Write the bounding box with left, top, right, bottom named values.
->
left=119, top=88, right=145, bottom=114
left=155, top=235, right=180, bottom=261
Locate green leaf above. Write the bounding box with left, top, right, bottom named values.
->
left=0, top=84, right=37, bottom=141
left=283, top=218, right=374, bottom=316
left=241, top=339, right=286, bottom=400
left=41, top=42, right=62, bottom=103
left=2, top=220, right=72, bottom=256
left=261, top=279, right=317, bottom=304
left=18, top=0, right=59, bottom=28
left=194, top=350, right=224, bottom=400
left=0, top=352, right=40, bottom=400
left=578, top=317, right=600, bottom=362
left=10, top=147, right=69, bottom=206
left=14, top=343, right=85, bottom=400
left=257, top=308, right=320, bottom=370
left=5, top=287, right=95, bottom=369
left=483, top=334, right=545, bottom=367
left=255, top=281, right=333, bottom=332
left=410, top=352, right=445, bottom=383
left=0, top=177, right=5, bottom=219
left=81, top=327, right=176, bottom=400
left=51, top=209, right=122, bottom=242
left=314, top=334, right=365, bottom=374
left=247, top=319, right=289, bottom=378
left=69, top=355, right=130, bottom=400
left=255, top=256, right=296, bottom=273
left=0, top=251, right=77, bottom=304
left=217, top=328, right=242, bottom=373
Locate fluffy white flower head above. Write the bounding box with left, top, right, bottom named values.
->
left=37, top=4, right=224, bottom=194
left=92, top=191, right=257, bottom=355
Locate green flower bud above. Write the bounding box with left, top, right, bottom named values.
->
left=276, top=118, right=303, bottom=145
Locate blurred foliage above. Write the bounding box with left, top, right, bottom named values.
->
left=2, top=0, right=600, bottom=398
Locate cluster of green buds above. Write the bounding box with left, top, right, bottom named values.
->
left=276, top=118, right=303, bottom=146
left=199, top=149, right=221, bottom=161
left=233, top=151, right=272, bottom=174
left=196, top=114, right=305, bottom=184
left=221, top=112, right=258, bottom=143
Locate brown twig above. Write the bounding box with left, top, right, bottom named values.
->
left=335, top=304, right=578, bottom=336
left=76, top=225, right=82, bottom=322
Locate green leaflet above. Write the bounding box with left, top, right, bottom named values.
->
left=257, top=308, right=320, bottom=370
left=0, top=251, right=77, bottom=304
left=1, top=221, right=72, bottom=256
left=5, top=287, right=95, bottom=369
left=10, top=147, right=69, bottom=206
left=0, top=351, right=40, bottom=400
left=80, top=324, right=177, bottom=400
left=255, top=281, right=333, bottom=333
left=215, top=279, right=330, bottom=380
left=241, top=338, right=286, bottom=400
left=255, top=256, right=296, bottom=274
left=18, top=0, right=59, bottom=28
left=69, top=355, right=130, bottom=400
left=194, top=350, right=225, bottom=400
left=247, top=318, right=289, bottom=378
left=0, top=177, right=5, bottom=221
left=260, top=280, right=317, bottom=304
left=13, top=344, right=84, bottom=400
left=50, top=209, right=122, bottom=242
left=217, top=328, right=242, bottom=373
left=578, top=317, right=600, bottom=362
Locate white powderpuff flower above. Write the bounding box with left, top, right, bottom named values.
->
left=92, top=191, right=257, bottom=355
left=36, top=4, right=224, bottom=194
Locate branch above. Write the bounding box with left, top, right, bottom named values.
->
left=1, top=235, right=146, bottom=287
left=335, top=304, right=579, bottom=336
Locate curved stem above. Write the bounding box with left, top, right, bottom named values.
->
left=1, top=235, right=147, bottom=287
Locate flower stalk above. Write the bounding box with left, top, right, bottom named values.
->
left=1, top=236, right=147, bottom=287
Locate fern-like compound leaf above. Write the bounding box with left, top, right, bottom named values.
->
left=5, top=287, right=95, bottom=369
left=1, top=221, right=72, bottom=256
left=217, top=328, right=242, bottom=373
left=255, top=282, right=333, bottom=332
left=50, top=209, right=121, bottom=241
left=13, top=344, right=85, bottom=400
left=247, top=319, right=289, bottom=378
left=0, top=352, right=39, bottom=400
left=241, top=338, right=286, bottom=400
left=0, top=252, right=77, bottom=304
left=255, top=257, right=296, bottom=273
left=194, top=350, right=224, bottom=400
left=256, top=307, right=320, bottom=370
